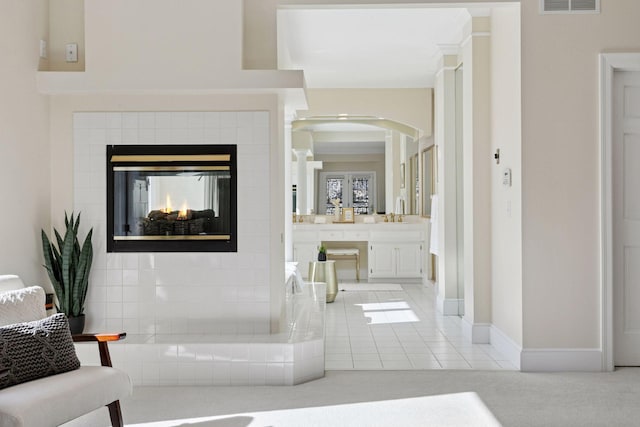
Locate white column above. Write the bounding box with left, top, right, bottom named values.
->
left=385, top=130, right=394, bottom=214
left=435, top=52, right=462, bottom=316
left=385, top=130, right=402, bottom=214
left=462, top=16, right=492, bottom=343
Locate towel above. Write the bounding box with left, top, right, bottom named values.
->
left=429, top=194, right=439, bottom=256
left=395, top=196, right=405, bottom=214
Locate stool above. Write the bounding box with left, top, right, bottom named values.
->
left=308, top=260, right=338, bottom=303
left=326, top=248, right=360, bottom=282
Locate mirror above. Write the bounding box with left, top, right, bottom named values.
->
left=291, top=116, right=422, bottom=216
left=421, top=145, right=435, bottom=217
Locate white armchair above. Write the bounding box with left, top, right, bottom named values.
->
left=0, top=275, right=132, bottom=427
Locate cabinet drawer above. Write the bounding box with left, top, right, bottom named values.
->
left=320, top=230, right=344, bottom=241
left=370, top=230, right=422, bottom=242
left=293, top=231, right=318, bottom=243
left=343, top=230, right=369, bottom=241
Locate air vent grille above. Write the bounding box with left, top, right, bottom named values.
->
left=544, top=0, right=569, bottom=12
left=541, top=0, right=599, bottom=13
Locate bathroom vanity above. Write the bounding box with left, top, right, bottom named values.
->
left=293, top=220, right=427, bottom=281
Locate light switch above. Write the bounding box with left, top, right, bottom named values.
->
left=65, top=43, right=78, bottom=62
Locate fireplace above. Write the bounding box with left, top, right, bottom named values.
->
left=107, top=144, right=237, bottom=252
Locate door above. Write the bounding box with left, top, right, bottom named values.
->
left=369, top=243, right=395, bottom=278
left=318, top=172, right=376, bottom=215
left=395, top=243, right=422, bottom=278
left=613, top=70, right=640, bottom=366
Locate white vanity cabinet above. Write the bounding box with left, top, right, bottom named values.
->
left=369, top=243, right=423, bottom=278
left=368, top=230, right=423, bottom=279
left=293, top=222, right=426, bottom=281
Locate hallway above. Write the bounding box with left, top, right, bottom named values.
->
left=325, top=282, right=515, bottom=370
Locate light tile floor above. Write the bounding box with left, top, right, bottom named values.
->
left=324, top=281, right=517, bottom=370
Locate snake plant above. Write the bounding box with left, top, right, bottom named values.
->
left=41, top=212, right=93, bottom=317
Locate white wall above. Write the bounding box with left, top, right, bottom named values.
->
left=490, top=6, right=522, bottom=346
left=85, top=0, right=241, bottom=82
left=0, top=1, right=51, bottom=286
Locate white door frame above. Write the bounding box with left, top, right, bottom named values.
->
left=599, top=53, right=640, bottom=371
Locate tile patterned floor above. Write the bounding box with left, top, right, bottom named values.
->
left=324, top=282, right=517, bottom=370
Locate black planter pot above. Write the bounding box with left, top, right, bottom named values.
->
left=318, top=252, right=327, bottom=261
left=67, top=314, right=85, bottom=335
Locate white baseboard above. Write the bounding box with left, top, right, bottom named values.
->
left=437, top=293, right=463, bottom=316
left=520, top=348, right=603, bottom=372
left=461, top=317, right=491, bottom=344
left=461, top=321, right=521, bottom=369
left=490, top=325, right=522, bottom=370
left=459, top=322, right=601, bottom=371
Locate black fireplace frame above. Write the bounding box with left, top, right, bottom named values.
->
left=107, top=144, right=237, bottom=253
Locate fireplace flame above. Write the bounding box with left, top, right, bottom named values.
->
left=164, top=194, right=172, bottom=214
left=178, top=202, right=188, bottom=219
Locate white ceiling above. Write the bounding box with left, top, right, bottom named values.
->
left=277, top=7, right=471, bottom=89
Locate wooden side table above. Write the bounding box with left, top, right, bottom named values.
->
left=308, top=260, right=338, bottom=303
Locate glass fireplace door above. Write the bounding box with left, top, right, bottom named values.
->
left=107, top=145, right=237, bottom=252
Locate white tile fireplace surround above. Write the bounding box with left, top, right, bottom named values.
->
left=72, top=111, right=324, bottom=385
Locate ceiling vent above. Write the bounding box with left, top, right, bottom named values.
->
left=541, top=0, right=599, bottom=13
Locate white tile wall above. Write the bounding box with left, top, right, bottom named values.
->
left=73, top=111, right=272, bottom=335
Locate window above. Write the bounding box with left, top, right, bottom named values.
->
left=318, top=172, right=376, bottom=215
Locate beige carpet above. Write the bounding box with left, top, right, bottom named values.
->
left=67, top=366, right=640, bottom=427
left=125, top=392, right=500, bottom=426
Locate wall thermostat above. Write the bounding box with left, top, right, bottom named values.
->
left=502, top=168, right=512, bottom=187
